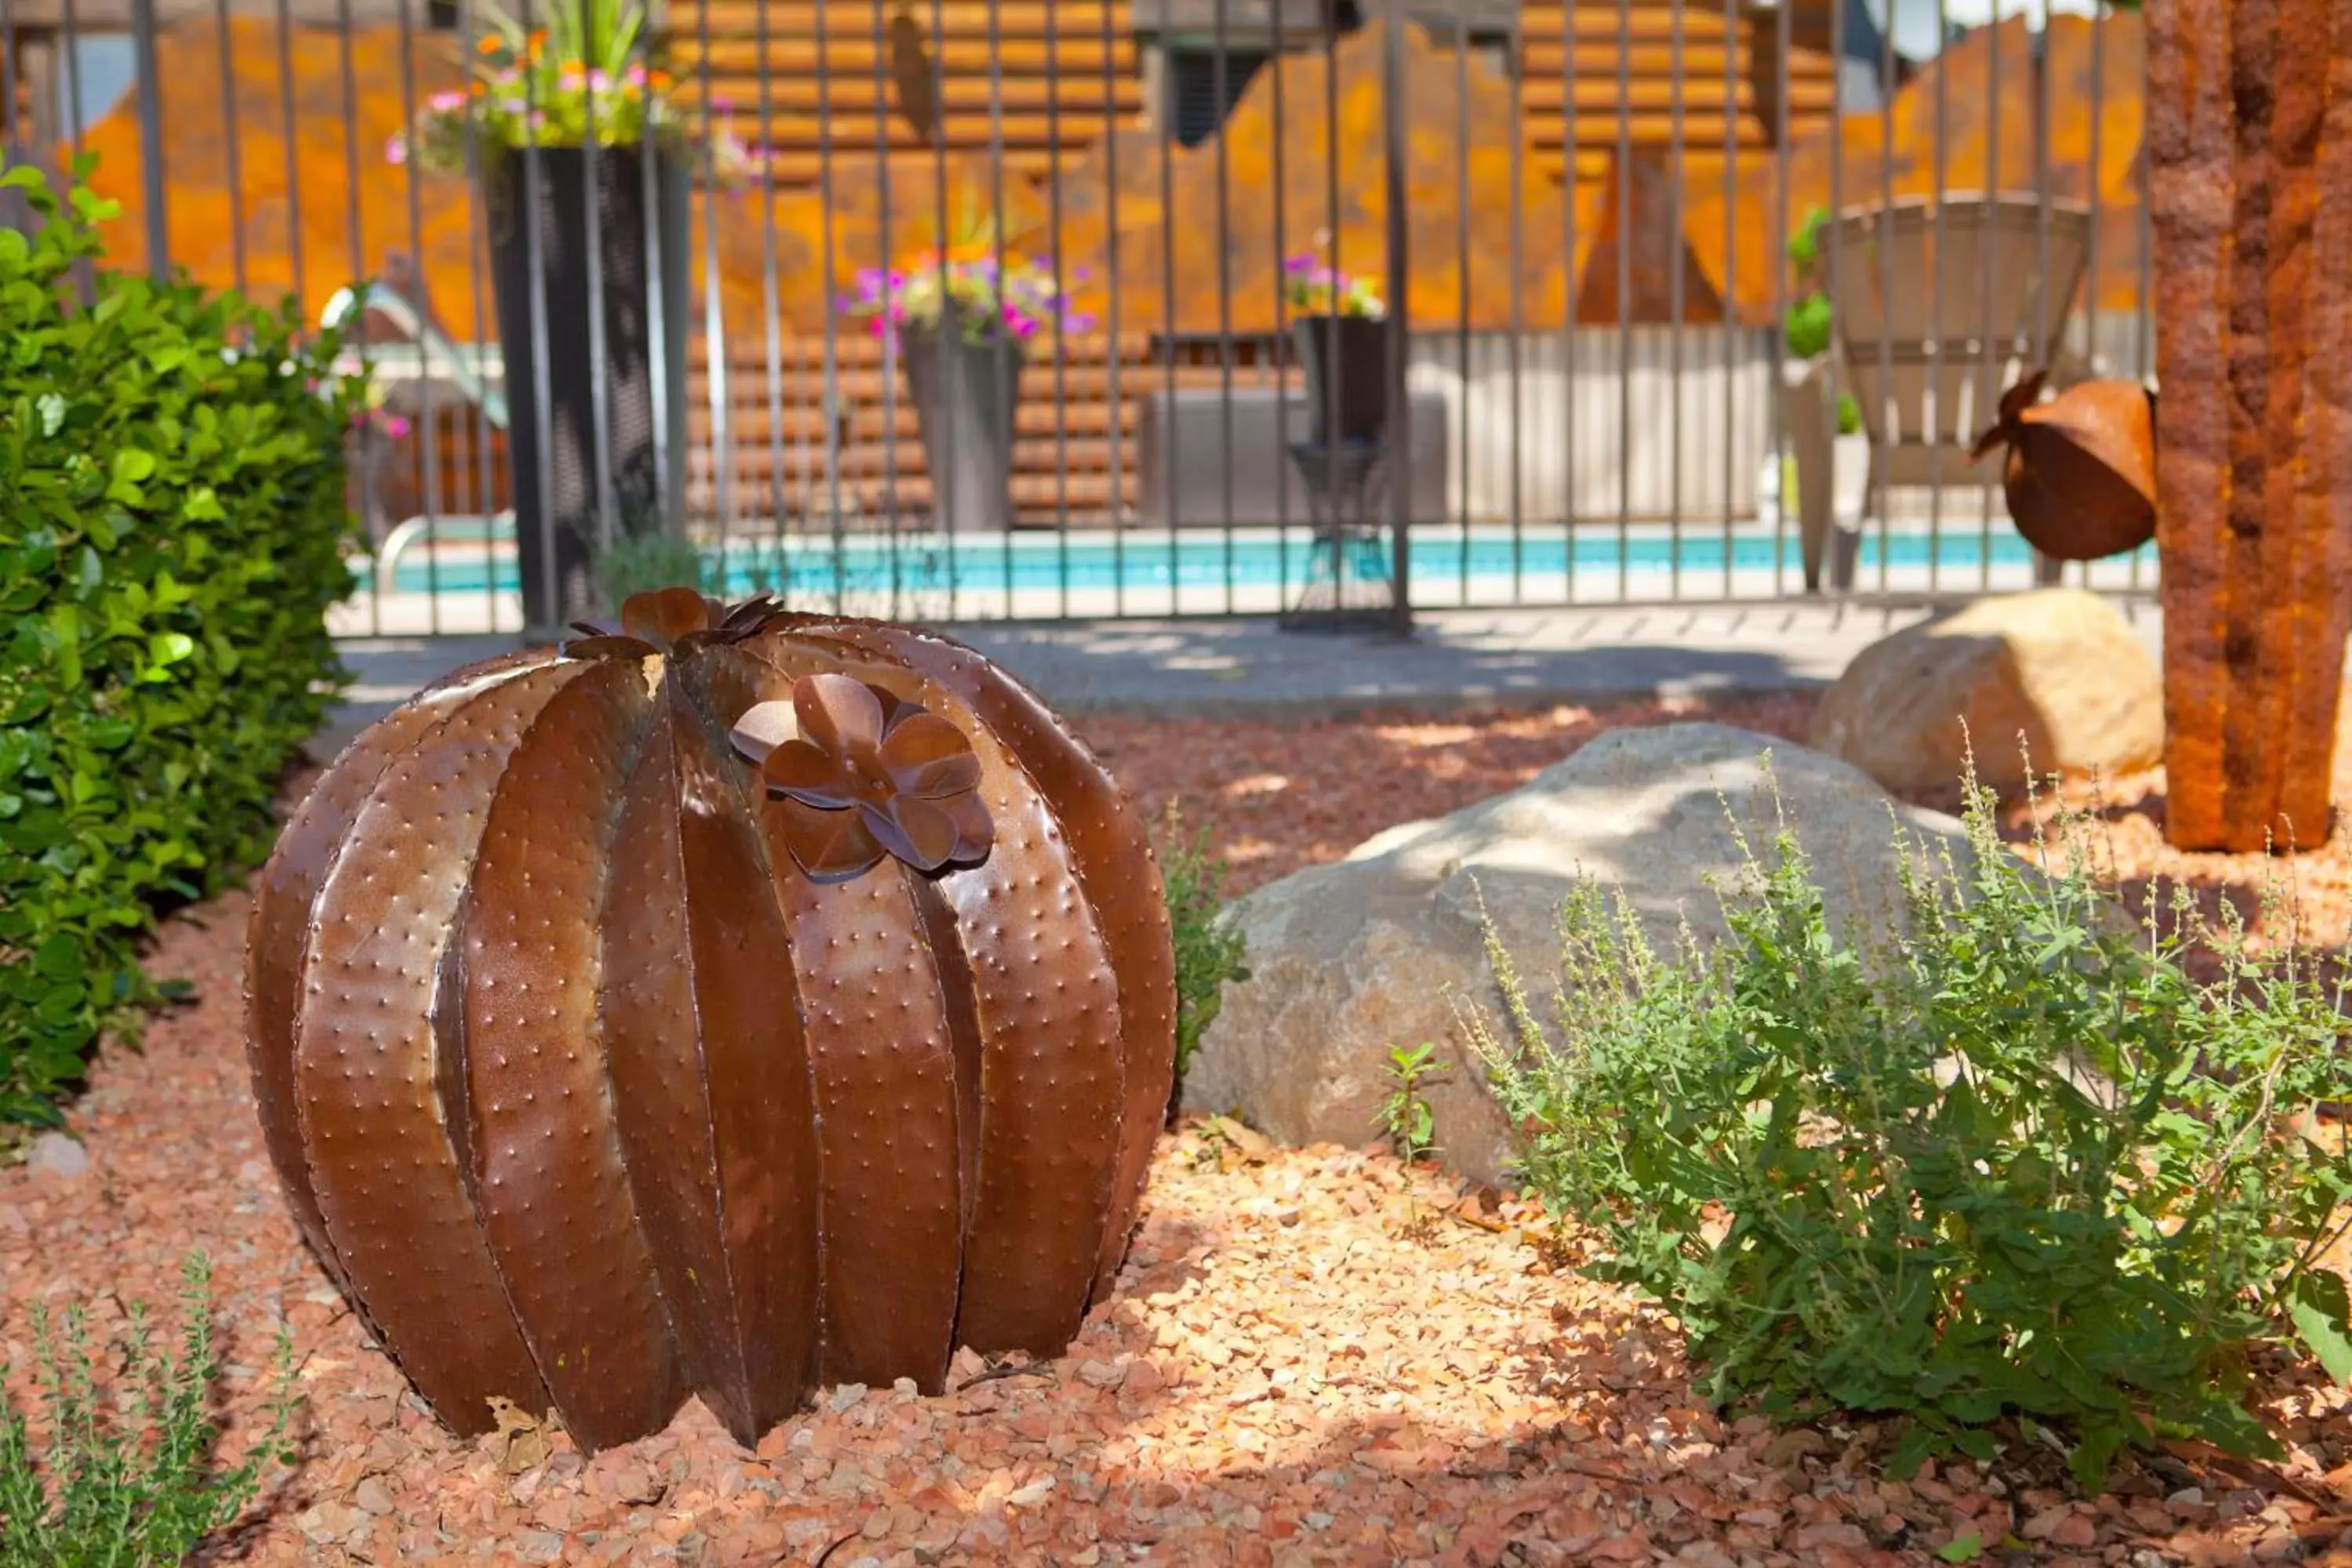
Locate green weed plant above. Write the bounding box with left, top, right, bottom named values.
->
left=1472, top=765, right=2352, bottom=1486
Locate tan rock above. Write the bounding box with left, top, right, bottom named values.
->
left=1181, top=723, right=1993, bottom=1182
left=1807, top=589, right=2162, bottom=796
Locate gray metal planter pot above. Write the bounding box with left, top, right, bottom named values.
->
left=486, top=143, right=692, bottom=630
left=900, top=319, right=1026, bottom=533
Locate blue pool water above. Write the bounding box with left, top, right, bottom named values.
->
left=359, top=528, right=2156, bottom=598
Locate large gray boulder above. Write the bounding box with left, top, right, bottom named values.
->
left=1181, top=723, right=1987, bottom=1183
left=1808, top=588, right=2162, bottom=797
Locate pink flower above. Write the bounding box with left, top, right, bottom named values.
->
left=384, top=132, right=408, bottom=165
left=426, top=89, right=466, bottom=113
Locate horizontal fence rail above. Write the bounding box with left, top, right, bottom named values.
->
left=0, top=0, right=2159, bottom=635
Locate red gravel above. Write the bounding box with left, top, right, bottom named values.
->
left=5, top=690, right=2352, bottom=1566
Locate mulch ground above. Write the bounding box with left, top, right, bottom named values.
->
left=5, top=690, right=2352, bottom=1567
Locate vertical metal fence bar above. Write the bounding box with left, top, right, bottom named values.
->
left=757, top=0, right=786, bottom=597
left=1718, top=0, right=1734, bottom=601
left=1453, top=12, right=1472, bottom=604
left=519, top=0, right=561, bottom=630
left=817, top=0, right=844, bottom=611
left=1928, top=0, right=1948, bottom=596
left=1267, top=7, right=1289, bottom=613
left=212, top=0, right=246, bottom=296
left=1, top=0, right=17, bottom=169
left=1046, top=0, right=1070, bottom=619
left=869, top=0, right=899, bottom=619
left=932, top=0, right=960, bottom=619
left=1505, top=4, right=1523, bottom=604
left=987, top=0, right=1011, bottom=618
left=1824, top=0, right=1842, bottom=600
left=274, top=0, right=307, bottom=348
left=61, top=0, right=84, bottom=165
left=1668, top=0, right=1686, bottom=601
left=1381, top=0, right=1410, bottom=636
left=129, top=0, right=166, bottom=281
left=457, top=0, right=498, bottom=630
left=1212, top=0, right=1235, bottom=615
left=2031, top=0, right=2052, bottom=586
left=1872, top=0, right=1893, bottom=595
left=701, top=18, right=732, bottom=582
left=1561, top=0, right=1578, bottom=604
left=1768, top=0, right=1788, bottom=597
left=1977, top=0, right=2000, bottom=593
left=1157, top=0, right=1180, bottom=614
left=1319, top=0, right=1339, bottom=604
left=585, top=3, right=614, bottom=561
left=645, top=3, right=681, bottom=567
left=336, top=0, right=377, bottom=630
left=1611, top=0, right=1630, bottom=604
left=396, top=0, right=443, bottom=633
left=1100, top=0, right=1125, bottom=615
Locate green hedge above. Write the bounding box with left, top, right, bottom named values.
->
left=0, top=158, right=360, bottom=1127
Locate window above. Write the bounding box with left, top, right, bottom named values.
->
left=1167, top=47, right=1268, bottom=147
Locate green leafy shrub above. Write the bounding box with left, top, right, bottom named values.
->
left=593, top=529, right=707, bottom=611
left=1155, top=804, right=1250, bottom=1102
left=1783, top=205, right=1862, bottom=437
left=1472, top=772, right=2352, bottom=1486
left=0, top=1252, right=301, bottom=1566
left=0, top=156, right=358, bottom=1127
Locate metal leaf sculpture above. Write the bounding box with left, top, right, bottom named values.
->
left=245, top=593, right=1176, bottom=1452
left=1971, top=370, right=2159, bottom=562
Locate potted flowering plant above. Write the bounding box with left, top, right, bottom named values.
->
left=840, top=233, right=1088, bottom=534
left=390, top=0, right=739, bottom=628
left=1284, top=252, right=1388, bottom=448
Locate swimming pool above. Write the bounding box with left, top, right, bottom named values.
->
left=357, top=524, right=2157, bottom=599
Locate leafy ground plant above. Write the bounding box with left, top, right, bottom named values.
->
left=593, top=530, right=708, bottom=611
left=1, top=154, right=357, bottom=1128
left=1378, top=1043, right=1447, bottom=1164
left=0, top=1252, right=301, bottom=1565
left=1470, top=768, right=2352, bottom=1487
left=1156, top=804, right=1250, bottom=1105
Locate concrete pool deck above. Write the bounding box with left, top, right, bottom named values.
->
left=315, top=597, right=2169, bottom=761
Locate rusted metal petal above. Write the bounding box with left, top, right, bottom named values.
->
left=879, top=710, right=984, bottom=800
left=868, top=794, right=960, bottom=872
left=294, top=661, right=586, bottom=1435
left=939, top=789, right=997, bottom=862
left=702, top=642, right=967, bottom=1393
left=764, top=740, right=860, bottom=809
left=795, top=622, right=1178, bottom=1313
left=621, top=586, right=717, bottom=648
left=457, top=659, right=682, bottom=1449
left=778, top=796, right=889, bottom=883
left=793, top=671, right=886, bottom=764
left=246, top=650, right=556, bottom=1311
left=561, top=634, right=662, bottom=661
left=659, top=662, right=826, bottom=1439
left=728, top=699, right=799, bottom=764
left=1974, top=370, right=2158, bottom=561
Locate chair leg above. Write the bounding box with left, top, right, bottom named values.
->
left=1779, top=363, right=1836, bottom=593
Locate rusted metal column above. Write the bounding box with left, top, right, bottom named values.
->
left=2145, top=0, right=2352, bottom=852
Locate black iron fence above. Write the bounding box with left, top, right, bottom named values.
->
left=0, top=0, right=2158, bottom=635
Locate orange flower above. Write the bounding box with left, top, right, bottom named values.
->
left=476, top=31, right=501, bottom=53
left=648, top=69, right=673, bottom=90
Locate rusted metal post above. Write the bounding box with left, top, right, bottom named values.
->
left=2145, top=0, right=2352, bottom=852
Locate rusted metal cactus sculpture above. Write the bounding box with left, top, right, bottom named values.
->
left=2146, top=0, right=2352, bottom=852
left=245, top=591, right=1176, bottom=1451
left=1972, top=370, right=2158, bottom=561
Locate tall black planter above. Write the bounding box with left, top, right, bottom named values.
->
left=900, top=317, right=1025, bottom=533
left=1291, top=314, right=1390, bottom=448
left=485, top=143, right=691, bottom=631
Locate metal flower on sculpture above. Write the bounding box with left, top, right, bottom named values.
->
left=728, top=672, right=994, bottom=882
left=561, top=586, right=779, bottom=659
